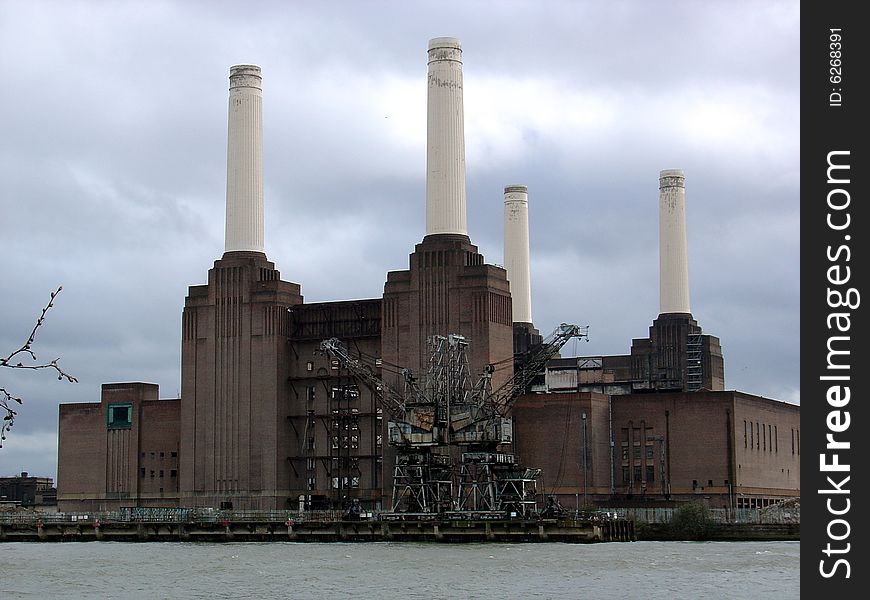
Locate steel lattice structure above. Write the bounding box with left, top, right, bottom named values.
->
left=319, top=323, right=588, bottom=515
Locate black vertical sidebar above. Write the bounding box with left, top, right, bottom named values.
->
left=802, top=2, right=868, bottom=596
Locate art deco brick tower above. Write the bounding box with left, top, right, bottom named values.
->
left=179, top=66, right=303, bottom=509
left=631, top=170, right=725, bottom=391
left=382, top=38, right=514, bottom=388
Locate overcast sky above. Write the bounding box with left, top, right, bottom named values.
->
left=0, top=0, right=799, bottom=479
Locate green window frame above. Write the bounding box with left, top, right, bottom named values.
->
left=107, top=403, right=133, bottom=429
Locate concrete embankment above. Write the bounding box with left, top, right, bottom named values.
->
left=636, top=522, right=799, bottom=541
left=0, top=517, right=636, bottom=543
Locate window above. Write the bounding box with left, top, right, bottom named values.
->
left=633, top=466, right=642, bottom=482
left=170, top=451, right=178, bottom=458
left=376, top=434, right=382, bottom=447
left=743, top=420, right=747, bottom=448
left=170, top=470, right=177, bottom=478
left=150, top=470, right=155, bottom=478
left=774, top=426, right=778, bottom=453
left=621, top=445, right=628, bottom=460
left=140, top=468, right=145, bottom=478
left=763, top=423, right=766, bottom=451
left=159, top=470, right=164, bottom=478
left=646, top=466, right=655, bottom=482
left=708, top=479, right=713, bottom=487
left=797, top=429, right=800, bottom=455
left=769, top=425, right=773, bottom=453
left=351, top=476, right=360, bottom=489
left=307, top=437, right=316, bottom=450
left=306, top=361, right=314, bottom=372
left=307, top=477, right=316, bottom=490
left=645, top=445, right=654, bottom=460
left=750, top=423, right=754, bottom=449
left=332, top=437, right=339, bottom=449
left=307, top=458, right=316, bottom=471
left=351, top=435, right=359, bottom=449
left=106, top=403, right=133, bottom=429
left=633, top=446, right=641, bottom=460
left=622, top=467, right=630, bottom=483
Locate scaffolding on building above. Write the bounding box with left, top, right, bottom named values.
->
left=686, top=333, right=703, bottom=391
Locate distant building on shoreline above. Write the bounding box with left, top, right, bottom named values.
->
left=0, top=472, right=56, bottom=508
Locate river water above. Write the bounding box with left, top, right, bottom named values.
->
left=3, top=541, right=798, bottom=599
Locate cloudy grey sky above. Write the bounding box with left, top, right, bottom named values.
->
left=0, top=0, right=799, bottom=479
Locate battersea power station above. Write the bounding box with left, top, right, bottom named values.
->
left=57, top=38, right=799, bottom=514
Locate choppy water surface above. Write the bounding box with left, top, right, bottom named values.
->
left=2, top=541, right=798, bottom=599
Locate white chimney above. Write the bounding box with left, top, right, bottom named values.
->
left=224, top=65, right=265, bottom=254
left=426, top=37, right=467, bottom=236
left=659, top=169, right=691, bottom=314
left=504, top=185, right=532, bottom=323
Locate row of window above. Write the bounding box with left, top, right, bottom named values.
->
left=332, top=418, right=360, bottom=431
left=306, top=457, right=362, bottom=470
left=332, top=435, right=360, bottom=450
left=139, top=468, right=177, bottom=478
left=140, top=451, right=178, bottom=460
left=743, top=421, right=800, bottom=455
left=620, top=444, right=654, bottom=461
left=304, top=428, right=382, bottom=451
left=736, top=496, right=780, bottom=509
left=622, top=465, right=656, bottom=484
left=692, top=479, right=726, bottom=489
left=305, top=476, right=362, bottom=490
left=622, top=474, right=731, bottom=489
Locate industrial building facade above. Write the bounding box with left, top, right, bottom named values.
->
left=57, top=39, right=799, bottom=513
left=512, top=391, right=799, bottom=510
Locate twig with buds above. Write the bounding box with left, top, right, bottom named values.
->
left=1, top=286, right=78, bottom=447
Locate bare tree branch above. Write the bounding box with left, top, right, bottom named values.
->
left=1, top=286, right=78, bottom=447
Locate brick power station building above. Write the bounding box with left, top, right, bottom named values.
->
left=57, top=38, right=799, bottom=513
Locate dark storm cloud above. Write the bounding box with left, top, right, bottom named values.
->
left=0, top=0, right=799, bottom=477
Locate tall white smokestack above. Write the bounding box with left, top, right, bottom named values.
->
left=659, top=169, right=691, bottom=314
left=504, top=185, right=532, bottom=324
left=224, top=65, right=265, bottom=254
left=426, top=37, right=467, bottom=236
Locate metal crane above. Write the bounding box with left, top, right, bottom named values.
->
left=318, top=323, right=588, bottom=516
left=450, top=323, right=589, bottom=447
